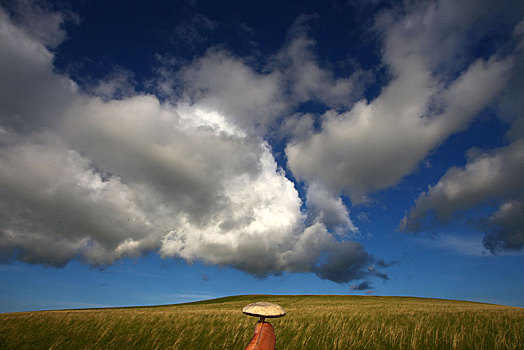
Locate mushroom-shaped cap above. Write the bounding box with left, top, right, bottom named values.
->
left=242, top=302, right=286, bottom=318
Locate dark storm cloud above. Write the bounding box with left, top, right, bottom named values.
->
left=350, top=281, right=372, bottom=291
left=483, top=199, right=524, bottom=252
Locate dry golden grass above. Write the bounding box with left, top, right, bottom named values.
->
left=0, top=295, right=522, bottom=349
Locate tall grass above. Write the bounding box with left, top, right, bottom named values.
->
left=0, top=295, right=522, bottom=349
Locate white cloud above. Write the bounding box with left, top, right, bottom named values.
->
left=306, top=183, right=357, bottom=235
left=0, top=133, right=159, bottom=266
left=0, top=6, right=76, bottom=132
left=392, top=0, right=524, bottom=253
left=286, top=0, right=515, bottom=203
left=273, top=29, right=367, bottom=109
left=286, top=55, right=512, bottom=203
left=276, top=112, right=315, bottom=142
left=155, top=16, right=368, bottom=138
left=0, top=4, right=381, bottom=283
left=2, top=0, right=521, bottom=282
left=89, top=67, right=137, bottom=100
left=173, top=49, right=286, bottom=135
left=401, top=140, right=524, bottom=252
left=5, top=0, right=77, bottom=48
left=158, top=143, right=305, bottom=275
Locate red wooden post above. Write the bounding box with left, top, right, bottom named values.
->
left=244, top=321, right=276, bottom=350
left=242, top=302, right=285, bottom=350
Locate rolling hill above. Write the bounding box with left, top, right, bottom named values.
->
left=1, top=295, right=522, bottom=349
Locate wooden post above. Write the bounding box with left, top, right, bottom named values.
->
left=241, top=302, right=285, bottom=350
left=244, top=320, right=276, bottom=350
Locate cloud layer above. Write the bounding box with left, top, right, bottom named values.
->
left=1, top=0, right=523, bottom=286
left=401, top=140, right=524, bottom=252
left=0, top=3, right=381, bottom=283
left=286, top=0, right=516, bottom=203
left=398, top=1, right=524, bottom=253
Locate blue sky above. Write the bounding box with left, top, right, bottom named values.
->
left=1, top=0, right=523, bottom=313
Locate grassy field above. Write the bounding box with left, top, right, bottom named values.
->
left=0, top=295, right=522, bottom=349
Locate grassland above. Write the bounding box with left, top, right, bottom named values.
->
left=0, top=295, right=522, bottom=349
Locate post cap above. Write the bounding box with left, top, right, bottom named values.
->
left=242, top=302, right=286, bottom=318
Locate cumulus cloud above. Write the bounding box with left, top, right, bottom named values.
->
left=397, top=1, right=524, bottom=254
left=273, top=14, right=369, bottom=110
left=88, top=67, right=137, bottom=100
left=0, top=4, right=384, bottom=283
left=0, top=133, right=159, bottom=266
left=2, top=0, right=521, bottom=284
left=375, top=0, right=518, bottom=75
left=286, top=0, right=517, bottom=203
left=276, top=112, right=316, bottom=142
left=401, top=141, right=524, bottom=228
left=401, top=140, right=524, bottom=253
left=3, top=0, right=77, bottom=48
left=166, top=48, right=286, bottom=135
left=306, top=183, right=357, bottom=235
left=156, top=15, right=368, bottom=137
left=0, top=5, right=76, bottom=132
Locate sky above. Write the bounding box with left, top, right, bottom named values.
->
left=0, top=0, right=523, bottom=313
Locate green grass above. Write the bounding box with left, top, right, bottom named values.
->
left=0, top=295, right=522, bottom=349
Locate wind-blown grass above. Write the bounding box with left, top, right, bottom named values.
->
left=0, top=295, right=522, bottom=349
